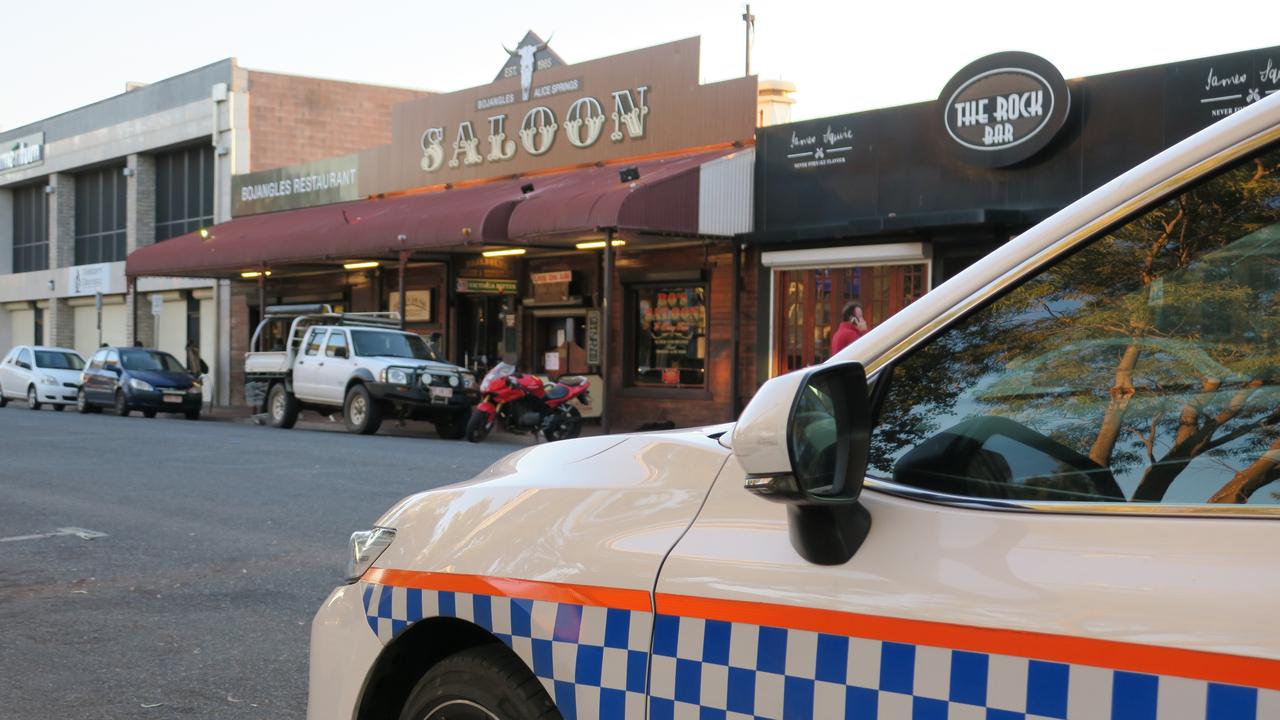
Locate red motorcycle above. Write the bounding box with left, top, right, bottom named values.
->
left=465, top=362, right=590, bottom=443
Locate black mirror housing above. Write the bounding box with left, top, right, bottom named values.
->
left=743, top=361, right=874, bottom=565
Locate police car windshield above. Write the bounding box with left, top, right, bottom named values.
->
left=120, top=350, right=186, bottom=373
left=34, top=351, right=84, bottom=370
left=350, top=330, right=437, bottom=361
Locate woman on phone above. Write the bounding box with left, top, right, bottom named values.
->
left=830, top=301, right=869, bottom=355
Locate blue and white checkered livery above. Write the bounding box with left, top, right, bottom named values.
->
left=363, top=582, right=651, bottom=720
left=648, top=614, right=1280, bottom=720
left=362, top=582, right=1280, bottom=720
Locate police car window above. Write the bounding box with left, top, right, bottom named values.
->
left=305, top=329, right=326, bottom=356
left=871, top=145, right=1280, bottom=505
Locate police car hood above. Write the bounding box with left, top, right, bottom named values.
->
left=369, top=426, right=731, bottom=592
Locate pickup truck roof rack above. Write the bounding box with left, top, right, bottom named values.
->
left=248, top=309, right=405, bottom=353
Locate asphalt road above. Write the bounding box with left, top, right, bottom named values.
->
left=0, top=404, right=530, bottom=719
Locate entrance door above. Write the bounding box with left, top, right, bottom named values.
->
left=774, top=264, right=927, bottom=374
left=459, top=295, right=507, bottom=376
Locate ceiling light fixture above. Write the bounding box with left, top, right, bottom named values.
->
left=575, top=240, right=626, bottom=250
left=240, top=270, right=272, bottom=279
left=481, top=248, right=527, bottom=257
left=343, top=261, right=380, bottom=270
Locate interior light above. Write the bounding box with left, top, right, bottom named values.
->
left=575, top=240, right=627, bottom=250
left=343, top=261, right=380, bottom=270
left=481, top=248, right=527, bottom=257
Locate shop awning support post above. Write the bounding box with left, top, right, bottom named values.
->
left=257, top=269, right=265, bottom=321
left=731, top=241, right=742, bottom=417
left=601, top=230, right=615, bottom=435
left=398, top=251, right=411, bottom=329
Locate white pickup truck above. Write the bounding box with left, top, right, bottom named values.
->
left=243, top=305, right=478, bottom=438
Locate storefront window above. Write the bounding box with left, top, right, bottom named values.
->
left=632, top=284, right=707, bottom=388
left=774, top=263, right=927, bottom=373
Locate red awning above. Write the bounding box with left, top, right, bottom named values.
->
left=126, top=146, right=744, bottom=278
left=506, top=147, right=736, bottom=239
left=126, top=178, right=526, bottom=277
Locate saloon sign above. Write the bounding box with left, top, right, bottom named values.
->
left=420, top=34, right=651, bottom=174
left=363, top=34, right=756, bottom=194
left=939, top=52, right=1071, bottom=167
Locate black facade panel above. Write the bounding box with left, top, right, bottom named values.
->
left=753, top=45, right=1280, bottom=242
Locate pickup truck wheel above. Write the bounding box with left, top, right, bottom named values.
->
left=268, top=383, right=299, bottom=429
left=344, top=384, right=382, bottom=435
left=465, top=410, right=492, bottom=443
left=397, top=644, right=559, bottom=720
left=434, top=416, right=467, bottom=440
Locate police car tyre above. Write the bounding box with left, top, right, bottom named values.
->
left=434, top=417, right=467, bottom=440
left=398, top=644, right=561, bottom=720
left=465, top=410, right=492, bottom=443
left=113, top=391, right=130, bottom=417
left=268, top=383, right=299, bottom=429
left=344, top=384, right=382, bottom=435
left=27, top=385, right=41, bottom=411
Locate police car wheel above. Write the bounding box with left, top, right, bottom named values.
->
left=398, top=644, right=560, bottom=720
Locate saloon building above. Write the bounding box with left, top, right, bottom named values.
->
left=126, top=36, right=772, bottom=430
left=0, top=60, right=428, bottom=404
left=747, top=45, right=1280, bottom=380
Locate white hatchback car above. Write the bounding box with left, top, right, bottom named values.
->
left=308, top=97, right=1280, bottom=719
left=0, top=345, right=86, bottom=411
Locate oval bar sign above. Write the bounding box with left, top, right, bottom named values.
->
left=939, top=52, right=1070, bottom=167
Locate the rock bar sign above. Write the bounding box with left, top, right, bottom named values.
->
left=421, top=85, right=649, bottom=173
left=939, top=52, right=1071, bottom=168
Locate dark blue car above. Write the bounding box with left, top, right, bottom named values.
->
left=78, top=346, right=203, bottom=419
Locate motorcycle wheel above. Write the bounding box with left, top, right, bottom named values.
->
left=544, top=406, right=582, bottom=442
left=465, top=409, right=493, bottom=443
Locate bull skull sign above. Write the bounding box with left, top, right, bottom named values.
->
left=495, top=31, right=563, bottom=102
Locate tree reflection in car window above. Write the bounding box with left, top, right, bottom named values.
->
left=871, top=146, right=1280, bottom=505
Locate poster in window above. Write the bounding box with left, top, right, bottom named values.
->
left=389, top=289, right=435, bottom=323
left=634, top=285, right=706, bottom=387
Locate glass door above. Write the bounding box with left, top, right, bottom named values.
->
left=773, top=263, right=928, bottom=374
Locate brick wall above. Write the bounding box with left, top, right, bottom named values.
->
left=246, top=71, right=430, bottom=172
left=604, top=243, right=756, bottom=431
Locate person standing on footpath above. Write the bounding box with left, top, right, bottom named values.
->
left=830, top=301, right=869, bottom=355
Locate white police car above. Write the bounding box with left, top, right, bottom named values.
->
left=307, top=94, right=1280, bottom=719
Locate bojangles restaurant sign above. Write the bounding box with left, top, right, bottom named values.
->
left=359, top=34, right=757, bottom=195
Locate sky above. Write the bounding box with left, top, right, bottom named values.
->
left=2, top=0, right=1277, bottom=132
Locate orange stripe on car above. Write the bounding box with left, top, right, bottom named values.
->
left=656, top=592, right=1280, bottom=692
left=360, top=569, right=1280, bottom=691
left=361, top=568, right=652, bottom=612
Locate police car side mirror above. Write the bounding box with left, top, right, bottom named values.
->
left=733, top=361, right=872, bottom=565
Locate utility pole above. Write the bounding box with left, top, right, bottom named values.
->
left=743, top=4, right=755, bottom=76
